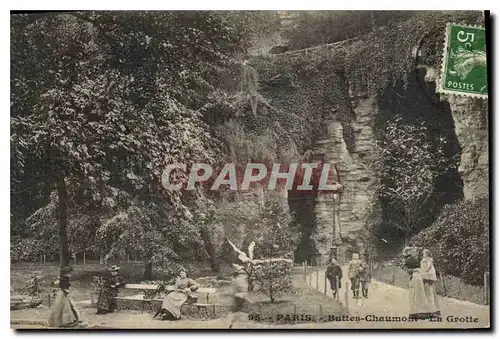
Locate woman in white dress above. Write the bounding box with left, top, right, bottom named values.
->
left=405, top=247, right=440, bottom=320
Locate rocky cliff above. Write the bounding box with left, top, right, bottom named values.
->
left=449, top=96, right=489, bottom=199
left=425, top=69, right=489, bottom=199
left=310, top=69, right=488, bottom=264
left=312, top=96, right=380, bottom=263
left=249, top=11, right=487, bottom=264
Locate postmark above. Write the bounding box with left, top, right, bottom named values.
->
left=439, top=23, right=488, bottom=98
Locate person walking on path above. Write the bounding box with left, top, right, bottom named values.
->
left=348, top=253, right=363, bottom=299
left=228, top=264, right=249, bottom=329
left=326, top=257, right=343, bottom=299
left=96, top=265, right=124, bottom=315
left=48, top=266, right=80, bottom=327
left=359, top=256, right=372, bottom=298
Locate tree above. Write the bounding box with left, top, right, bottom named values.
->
left=373, top=116, right=458, bottom=243
left=252, top=259, right=293, bottom=303
left=251, top=192, right=298, bottom=259
left=11, top=12, right=276, bottom=288
left=96, top=199, right=202, bottom=279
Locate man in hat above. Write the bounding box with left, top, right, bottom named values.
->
left=48, top=266, right=80, bottom=327
left=97, top=265, right=123, bottom=315
left=326, top=257, right=343, bottom=299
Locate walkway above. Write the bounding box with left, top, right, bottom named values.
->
left=306, top=265, right=490, bottom=329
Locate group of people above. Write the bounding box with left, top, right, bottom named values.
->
left=48, top=262, right=246, bottom=327
left=325, top=249, right=440, bottom=321
left=47, top=264, right=124, bottom=327
left=47, top=246, right=440, bottom=327
left=325, top=253, right=371, bottom=300
left=95, top=265, right=201, bottom=321
left=348, top=253, right=372, bottom=299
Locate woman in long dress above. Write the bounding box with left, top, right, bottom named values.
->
left=404, top=247, right=440, bottom=320
left=48, top=267, right=80, bottom=328
left=157, top=269, right=199, bottom=320
left=420, top=249, right=440, bottom=318
left=96, top=265, right=123, bottom=314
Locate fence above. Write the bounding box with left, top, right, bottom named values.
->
left=372, top=263, right=490, bottom=305
left=11, top=252, right=143, bottom=269
left=299, top=262, right=350, bottom=312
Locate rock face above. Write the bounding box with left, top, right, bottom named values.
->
left=312, top=96, right=379, bottom=264
left=310, top=68, right=489, bottom=265
left=426, top=66, right=489, bottom=199
left=446, top=95, right=489, bottom=199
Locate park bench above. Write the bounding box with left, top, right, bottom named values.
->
left=114, top=283, right=217, bottom=315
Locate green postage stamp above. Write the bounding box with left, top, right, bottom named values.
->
left=439, top=23, right=488, bottom=98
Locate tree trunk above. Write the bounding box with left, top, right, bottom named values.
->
left=200, top=226, right=221, bottom=273
left=246, top=263, right=254, bottom=292
left=247, top=279, right=254, bottom=292
left=370, top=12, right=376, bottom=32
left=143, top=260, right=153, bottom=280
left=56, top=176, right=70, bottom=282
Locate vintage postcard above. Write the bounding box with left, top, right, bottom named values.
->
left=10, top=10, right=490, bottom=330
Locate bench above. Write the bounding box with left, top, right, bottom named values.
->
left=114, top=284, right=217, bottom=315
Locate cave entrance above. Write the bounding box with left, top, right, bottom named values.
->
left=289, top=192, right=317, bottom=264
left=373, top=68, right=464, bottom=252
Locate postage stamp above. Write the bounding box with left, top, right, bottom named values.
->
left=439, top=23, right=488, bottom=98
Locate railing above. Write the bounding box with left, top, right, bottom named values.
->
left=11, top=253, right=143, bottom=268
left=298, top=262, right=350, bottom=312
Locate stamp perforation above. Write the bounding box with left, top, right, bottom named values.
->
left=436, top=22, right=488, bottom=99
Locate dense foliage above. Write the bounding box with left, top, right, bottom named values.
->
left=252, top=259, right=294, bottom=302
left=282, top=11, right=417, bottom=50
left=345, top=11, right=484, bottom=96
left=10, top=11, right=276, bottom=277
left=373, top=116, right=458, bottom=242
left=410, top=196, right=489, bottom=285
left=214, top=191, right=299, bottom=261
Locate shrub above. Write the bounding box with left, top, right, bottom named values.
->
left=252, top=259, right=293, bottom=303
left=410, top=195, right=489, bottom=285
left=24, top=273, right=43, bottom=298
